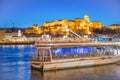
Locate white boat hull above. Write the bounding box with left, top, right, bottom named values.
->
left=31, top=56, right=120, bottom=71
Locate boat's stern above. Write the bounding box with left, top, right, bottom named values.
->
left=31, top=61, right=43, bottom=71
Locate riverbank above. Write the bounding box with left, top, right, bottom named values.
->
left=0, top=41, right=35, bottom=45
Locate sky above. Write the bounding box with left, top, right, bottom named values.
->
left=0, top=0, right=120, bottom=28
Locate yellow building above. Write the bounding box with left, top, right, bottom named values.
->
left=43, top=14, right=103, bottom=35
left=0, top=30, right=5, bottom=41
left=25, top=14, right=103, bottom=35
left=109, top=24, right=120, bottom=29
left=25, top=24, right=43, bottom=35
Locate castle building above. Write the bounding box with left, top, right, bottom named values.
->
left=84, top=14, right=90, bottom=22
left=43, top=14, right=103, bottom=35
left=25, top=14, right=103, bottom=35
left=25, top=24, right=43, bottom=35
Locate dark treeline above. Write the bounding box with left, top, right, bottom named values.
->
left=93, top=27, right=120, bottom=37
left=0, top=27, right=25, bottom=33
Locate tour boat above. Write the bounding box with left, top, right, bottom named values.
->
left=30, top=41, right=120, bottom=72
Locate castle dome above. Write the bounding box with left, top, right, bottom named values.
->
left=84, top=14, right=90, bottom=22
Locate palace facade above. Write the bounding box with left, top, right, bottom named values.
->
left=25, top=14, right=103, bottom=36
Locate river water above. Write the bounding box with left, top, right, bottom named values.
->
left=0, top=45, right=120, bottom=80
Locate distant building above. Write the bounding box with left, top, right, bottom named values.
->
left=5, top=30, right=23, bottom=41
left=18, top=30, right=22, bottom=37
left=25, top=14, right=103, bottom=36
left=109, top=24, right=120, bottom=29
left=6, top=32, right=19, bottom=37
left=43, top=14, right=103, bottom=35
left=24, top=24, right=43, bottom=35
left=0, top=30, right=5, bottom=41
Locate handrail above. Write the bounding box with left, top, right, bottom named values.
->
left=35, top=42, right=120, bottom=47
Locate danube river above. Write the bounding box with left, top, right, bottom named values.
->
left=0, top=45, right=120, bottom=80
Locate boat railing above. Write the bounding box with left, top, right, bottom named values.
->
left=30, top=54, right=51, bottom=62
left=30, top=55, right=42, bottom=62
left=52, top=51, right=114, bottom=59
left=34, top=37, right=91, bottom=43
left=35, top=41, right=120, bottom=47
left=31, top=51, right=114, bottom=62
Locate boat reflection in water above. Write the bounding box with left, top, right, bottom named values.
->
left=31, top=64, right=120, bottom=80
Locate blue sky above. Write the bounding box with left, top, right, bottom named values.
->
left=0, top=0, right=120, bottom=28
